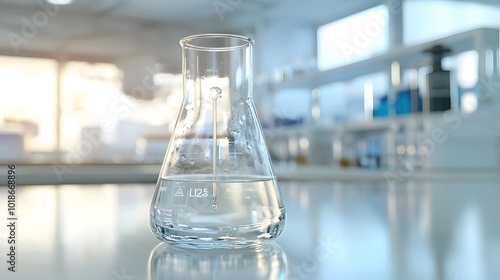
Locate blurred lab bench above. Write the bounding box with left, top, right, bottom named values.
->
left=0, top=163, right=160, bottom=185
left=1, top=163, right=499, bottom=185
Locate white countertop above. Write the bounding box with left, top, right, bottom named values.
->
left=1, top=178, right=499, bottom=279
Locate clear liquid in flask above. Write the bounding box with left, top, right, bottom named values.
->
left=150, top=174, right=286, bottom=249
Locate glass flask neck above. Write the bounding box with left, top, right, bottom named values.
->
left=181, top=34, right=253, bottom=100
left=180, top=34, right=254, bottom=51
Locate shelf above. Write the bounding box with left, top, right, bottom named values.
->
left=274, top=165, right=500, bottom=182
left=268, top=28, right=499, bottom=91
left=265, top=112, right=446, bottom=136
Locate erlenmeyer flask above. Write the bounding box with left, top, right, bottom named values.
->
left=149, top=34, right=286, bottom=249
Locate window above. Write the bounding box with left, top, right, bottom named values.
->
left=404, top=1, right=500, bottom=45
left=60, top=62, right=123, bottom=152
left=0, top=57, right=124, bottom=161
left=317, top=5, right=389, bottom=70
left=0, top=56, right=57, bottom=152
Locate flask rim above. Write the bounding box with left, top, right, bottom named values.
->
left=180, top=34, right=254, bottom=51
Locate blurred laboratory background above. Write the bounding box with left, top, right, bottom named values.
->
left=1, top=0, right=500, bottom=182
left=2, top=1, right=500, bottom=280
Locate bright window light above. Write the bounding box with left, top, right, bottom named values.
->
left=0, top=56, right=57, bottom=152
left=317, top=5, right=389, bottom=70
left=404, top=1, right=500, bottom=45
left=47, top=0, right=73, bottom=5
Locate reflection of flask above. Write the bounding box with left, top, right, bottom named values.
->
left=149, top=242, right=287, bottom=280
left=149, top=34, right=286, bottom=249
left=425, top=45, right=452, bottom=111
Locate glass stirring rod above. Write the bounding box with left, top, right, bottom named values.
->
left=210, top=87, right=222, bottom=211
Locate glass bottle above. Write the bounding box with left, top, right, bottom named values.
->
left=149, top=34, right=286, bottom=249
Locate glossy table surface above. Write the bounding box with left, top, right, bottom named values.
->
left=1, top=178, right=499, bottom=280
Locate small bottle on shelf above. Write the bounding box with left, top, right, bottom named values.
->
left=425, top=45, right=452, bottom=112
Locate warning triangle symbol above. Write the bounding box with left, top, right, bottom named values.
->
left=174, top=188, right=184, bottom=197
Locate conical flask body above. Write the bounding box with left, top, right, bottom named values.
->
left=149, top=34, right=286, bottom=249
